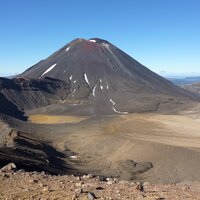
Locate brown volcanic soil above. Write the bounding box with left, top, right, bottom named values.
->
left=28, top=114, right=87, bottom=124
left=1, top=106, right=200, bottom=199
left=9, top=104, right=200, bottom=184
left=1, top=170, right=200, bottom=200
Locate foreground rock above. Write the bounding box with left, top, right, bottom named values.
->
left=0, top=120, right=74, bottom=175
left=0, top=170, right=200, bottom=200
left=0, top=162, right=16, bottom=172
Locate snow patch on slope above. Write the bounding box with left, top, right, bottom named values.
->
left=66, top=46, right=70, bottom=51
left=99, top=79, right=103, bottom=90
left=109, top=98, right=128, bottom=114
left=109, top=99, right=116, bottom=105
left=112, top=107, right=128, bottom=114
left=84, top=73, right=90, bottom=85
left=41, top=64, right=57, bottom=77
left=69, top=155, right=77, bottom=159
left=89, top=39, right=96, bottom=43
left=92, top=85, right=97, bottom=96
left=69, top=75, right=73, bottom=80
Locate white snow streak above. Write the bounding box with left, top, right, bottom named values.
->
left=92, top=85, right=97, bottom=96
left=84, top=73, right=90, bottom=85
left=109, top=98, right=128, bottom=114
left=66, top=46, right=70, bottom=51
left=112, top=107, right=128, bottom=114
left=89, top=39, right=96, bottom=43
left=106, top=84, right=109, bottom=89
left=69, top=75, right=73, bottom=80
left=74, top=80, right=77, bottom=83
left=99, top=79, right=103, bottom=90
left=109, top=99, right=115, bottom=105
left=70, top=155, right=77, bottom=159
left=41, top=64, right=57, bottom=77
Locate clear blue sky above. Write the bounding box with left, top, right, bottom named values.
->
left=0, top=0, right=200, bottom=77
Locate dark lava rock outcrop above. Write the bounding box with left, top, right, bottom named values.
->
left=0, top=77, right=70, bottom=119
left=0, top=120, right=73, bottom=174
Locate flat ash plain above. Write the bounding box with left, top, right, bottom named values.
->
left=1, top=105, right=200, bottom=199
left=15, top=104, right=200, bottom=184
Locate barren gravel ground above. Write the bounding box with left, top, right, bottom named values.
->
left=20, top=110, right=200, bottom=184
left=2, top=108, right=200, bottom=199
left=1, top=171, right=200, bottom=200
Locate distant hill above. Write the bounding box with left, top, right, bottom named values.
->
left=168, top=76, right=200, bottom=85
left=167, top=76, right=200, bottom=96
left=182, top=82, right=200, bottom=96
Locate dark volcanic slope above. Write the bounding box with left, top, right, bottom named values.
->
left=0, top=77, right=70, bottom=119
left=14, top=38, right=199, bottom=114
left=0, top=92, right=26, bottom=120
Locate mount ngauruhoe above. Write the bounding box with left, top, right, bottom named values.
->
left=13, top=38, right=198, bottom=116
left=1, top=38, right=200, bottom=183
